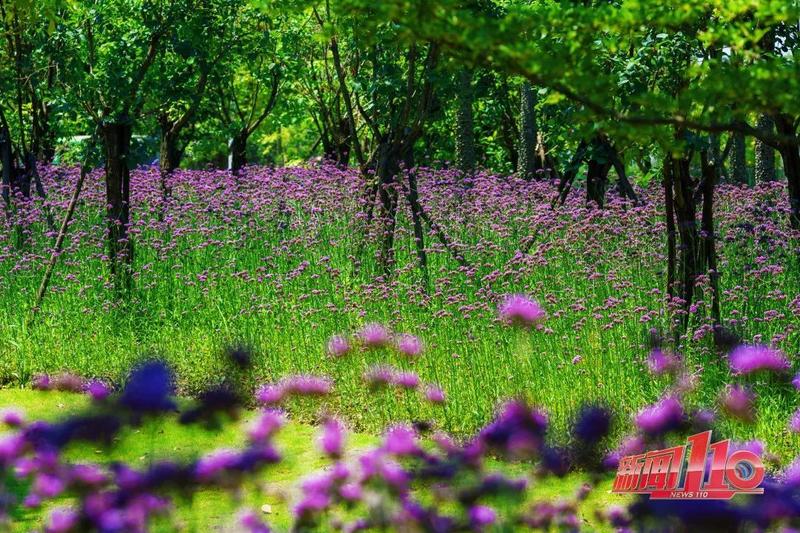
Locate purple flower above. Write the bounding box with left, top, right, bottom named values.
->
left=85, top=380, right=111, bottom=401
left=52, top=373, right=85, bottom=393
left=396, top=334, right=423, bottom=357
left=256, top=385, right=284, bottom=405
left=469, top=505, right=497, bottom=527
left=248, top=410, right=285, bottom=443
left=721, top=385, right=755, bottom=423
left=647, top=348, right=678, bottom=375
left=0, top=434, right=26, bottom=465
left=327, top=335, right=350, bottom=357
left=70, top=464, right=106, bottom=486
left=32, top=374, right=51, bottom=391
left=364, top=365, right=395, bottom=388
left=294, top=491, right=330, bottom=520
left=792, top=373, right=800, bottom=390
left=790, top=409, right=800, bottom=433
left=498, top=294, right=545, bottom=327
left=194, top=449, right=239, bottom=481
left=728, top=344, right=789, bottom=375
left=573, top=405, right=611, bottom=444
left=119, top=361, right=176, bottom=414
left=2, top=410, right=24, bottom=427
left=45, top=507, right=79, bottom=533
left=424, top=384, right=446, bottom=404
left=783, top=456, right=800, bottom=487
left=239, top=509, right=271, bottom=533
left=393, top=372, right=420, bottom=389
left=635, top=397, right=684, bottom=435
left=382, top=425, right=419, bottom=456
left=319, top=418, right=345, bottom=459
left=285, top=375, right=332, bottom=396
left=359, top=323, right=391, bottom=348
left=33, top=473, right=65, bottom=498
left=480, top=401, right=548, bottom=458
left=339, top=482, right=362, bottom=501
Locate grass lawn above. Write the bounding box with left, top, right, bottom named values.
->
left=1, top=389, right=626, bottom=531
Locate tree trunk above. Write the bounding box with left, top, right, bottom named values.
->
left=671, top=154, right=700, bottom=328
left=700, top=150, right=720, bottom=325
left=586, top=158, right=611, bottom=208
left=228, top=131, right=248, bottom=173
left=404, top=147, right=428, bottom=287
left=454, top=69, right=476, bottom=175
left=375, top=140, right=402, bottom=276
left=1, top=126, right=13, bottom=208
left=159, top=124, right=182, bottom=175
left=102, top=122, right=134, bottom=290
left=754, top=115, right=776, bottom=182
left=774, top=115, right=800, bottom=230
left=663, top=158, right=677, bottom=298
left=518, top=81, right=540, bottom=180
left=730, top=131, right=748, bottom=185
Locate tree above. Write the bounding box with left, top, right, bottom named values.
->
left=754, top=115, right=776, bottom=182
left=517, top=81, right=540, bottom=180
left=213, top=2, right=283, bottom=173
left=59, top=0, right=180, bottom=289
left=145, top=2, right=228, bottom=175
left=454, top=68, right=476, bottom=175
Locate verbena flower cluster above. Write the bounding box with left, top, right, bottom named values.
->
left=1, top=303, right=798, bottom=532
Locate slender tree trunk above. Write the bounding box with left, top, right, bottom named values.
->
left=375, top=140, right=401, bottom=276
left=518, top=81, right=540, bottom=180
left=700, top=150, right=720, bottom=325
left=586, top=156, right=611, bottom=208
left=454, top=69, right=476, bottom=175
left=102, top=122, right=134, bottom=290
left=754, top=115, right=776, bottom=183
left=663, top=158, right=677, bottom=298
left=404, top=147, right=428, bottom=287
left=229, top=131, right=248, bottom=173
left=671, top=154, right=700, bottom=327
left=730, top=131, right=748, bottom=185
left=159, top=124, right=182, bottom=175
left=774, top=115, right=800, bottom=230
left=1, top=127, right=13, bottom=208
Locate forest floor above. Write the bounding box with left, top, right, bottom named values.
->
left=2, top=390, right=623, bottom=531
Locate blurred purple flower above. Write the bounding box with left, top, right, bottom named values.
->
left=327, top=335, right=350, bottom=357
left=383, top=425, right=419, bottom=456
left=319, top=417, right=345, bottom=459
left=721, top=385, right=756, bottom=423
left=396, top=334, right=423, bottom=357
left=394, top=372, right=420, bottom=390
left=45, top=507, right=79, bottom=533
left=85, top=380, right=111, bottom=401
left=469, top=505, right=497, bottom=527
left=424, top=384, right=446, bottom=404
left=635, top=397, right=684, bottom=435
left=728, top=345, right=789, bottom=375
left=647, top=349, right=678, bottom=375
left=2, top=410, right=24, bottom=427
left=32, top=374, right=51, bottom=391
left=256, top=385, right=285, bottom=405
left=498, top=294, right=545, bottom=327
left=359, top=323, right=391, bottom=348
left=790, top=409, right=800, bottom=434
left=239, top=509, right=271, bottom=533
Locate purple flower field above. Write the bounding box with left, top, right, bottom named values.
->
left=1, top=164, right=799, bottom=530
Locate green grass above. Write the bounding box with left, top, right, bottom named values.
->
left=1, top=390, right=625, bottom=531
left=0, top=172, right=798, bottom=460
